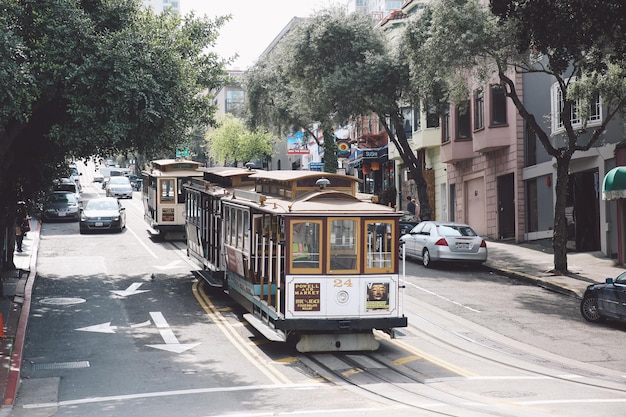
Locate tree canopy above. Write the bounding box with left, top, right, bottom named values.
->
left=404, top=0, right=626, bottom=273
left=206, top=113, right=276, bottom=166
left=0, top=0, right=230, bottom=270
left=244, top=7, right=432, bottom=213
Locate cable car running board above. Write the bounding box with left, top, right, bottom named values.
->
left=243, top=313, right=287, bottom=342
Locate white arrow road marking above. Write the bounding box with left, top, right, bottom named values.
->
left=147, top=312, right=200, bottom=354
left=130, top=320, right=152, bottom=328
left=76, top=322, right=118, bottom=333
left=76, top=320, right=151, bottom=333
left=155, top=260, right=182, bottom=270
left=110, top=282, right=150, bottom=297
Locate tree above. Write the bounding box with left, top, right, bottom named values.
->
left=244, top=7, right=433, bottom=215
left=404, top=0, right=626, bottom=273
left=0, top=0, right=229, bottom=271
left=206, top=114, right=276, bottom=166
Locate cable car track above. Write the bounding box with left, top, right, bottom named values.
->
left=301, top=349, right=534, bottom=417
left=407, top=298, right=626, bottom=391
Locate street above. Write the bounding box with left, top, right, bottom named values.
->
left=8, top=168, right=626, bottom=416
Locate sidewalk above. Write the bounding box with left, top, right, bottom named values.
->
left=484, top=239, right=625, bottom=299
left=0, top=226, right=624, bottom=414
left=0, top=219, right=39, bottom=414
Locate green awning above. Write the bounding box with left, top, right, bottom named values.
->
left=603, top=166, right=626, bottom=200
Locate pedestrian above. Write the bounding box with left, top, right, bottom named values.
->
left=406, top=196, right=416, bottom=216
left=15, top=201, right=30, bottom=252
left=412, top=198, right=421, bottom=221
left=15, top=222, right=24, bottom=253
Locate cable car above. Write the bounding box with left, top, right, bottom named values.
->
left=184, top=167, right=407, bottom=352
left=142, top=159, right=202, bottom=240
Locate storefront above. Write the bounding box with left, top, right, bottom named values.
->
left=348, top=145, right=395, bottom=205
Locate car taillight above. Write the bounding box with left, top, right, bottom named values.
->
left=435, top=238, right=448, bottom=246
left=480, top=240, right=487, bottom=248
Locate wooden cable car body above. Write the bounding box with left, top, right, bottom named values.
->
left=142, top=159, right=203, bottom=240
left=184, top=167, right=407, bottom=352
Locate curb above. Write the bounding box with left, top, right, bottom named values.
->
left=483, top=264, right=584, bottom=300
left=1, top=222, right=40, bottom=410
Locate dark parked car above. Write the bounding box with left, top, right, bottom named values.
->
left=42, top=192, right=81, bottom=222
left=399, top=212, right=420, bottom=235
left=581, top=271, right=626, bottom=323
left=79, top=197, right=126, bottom=233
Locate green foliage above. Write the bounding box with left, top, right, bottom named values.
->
left=0, top=0, right=230, bottom=270
left=490, top=0, right=626, bottom=74
left=243, top=7, right=409, bottom=173
left=405, top=0, right=626, bottom=272
left=0, top=0, right=230, bottom=189
left=206, top=114, right=276, bottom=166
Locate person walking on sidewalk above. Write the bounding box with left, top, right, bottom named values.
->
left=15, top=201, right=30, bottom=252
left=406, top=196, right=416, bottom=216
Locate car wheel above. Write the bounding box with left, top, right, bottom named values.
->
left=580, top=294, right=603, bottom=322
left=422, top=248, right=432, bottom=268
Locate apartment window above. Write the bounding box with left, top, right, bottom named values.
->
left=491, top=84, right=507, bottom=125
left=426, top=105, right=440, bottom=128
left=525, top=123, right=537, bottom=166
left=414, top=106, right=421, bottom=131
left=456, top=100, right=471, bottom=139
left=401, top=107, right=413, bottom=139
left=474, top=89, right=484, bottom=130
left=225, top=89, right=245, bottom=116
left=441, top=105, right=450, bottom=143
left=550, top=82, right=602, bottom=134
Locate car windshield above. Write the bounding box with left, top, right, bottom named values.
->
left=55, top=183, right=76, bottom=192
left=615, top=271, right=626, bottom=284
left=109, top=177, right=130, bottom=185
left=50, top=193, right=76, bottom=203
left=87, top=200, right=118, bottom=210
left=437, top=224, right=478, bottom=237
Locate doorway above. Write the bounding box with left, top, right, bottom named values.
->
left=497, top=173, right=516, bottom=239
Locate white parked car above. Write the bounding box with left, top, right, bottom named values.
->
left=399, top=221, right=487, bottom=267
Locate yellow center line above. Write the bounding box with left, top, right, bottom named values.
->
left=192, top=280, right=293, bottom=385
left=376, top=331, right=477, bottom=377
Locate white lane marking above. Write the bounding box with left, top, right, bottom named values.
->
left=126, top=222, right=158, bottom=259
left=76, top=322, right=118, bottom=334
left=150, top=311, right=169, bottom=328
left=517, top=398, right=626, bottom=405
left=406, top=281, right=481, bottom=313
left=110, top=282, right=150, bottom=297
left=155, top=260, right=183, bottom=270
left=22, top=384, right=322, bottom=409
left=147, top=311, right=200, bottom=353
left=466, top=375, right=583, bottom=380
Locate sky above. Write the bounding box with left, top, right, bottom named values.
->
left=180, top=0, right=346, bottom=70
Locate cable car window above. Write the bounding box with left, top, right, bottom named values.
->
left=365, top=220, right=394, bottom=272
left=329, top=218, right=358, bottom=273
left=291, top=221, right=321, bottom=271
left=160, top=179, right=175, bottom=203
left=177, top=179, right=187, bottom=204
left=237, top=209, right=244, bottom=250
left=243, top=211, right=250, bottom=252
left=224, top=206, right=232, bottom=246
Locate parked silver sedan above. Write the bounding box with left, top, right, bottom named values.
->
left=399, top=221, right=487, bottom=267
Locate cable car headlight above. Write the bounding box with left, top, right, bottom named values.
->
left=336, top=290, right=349, bottom=304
